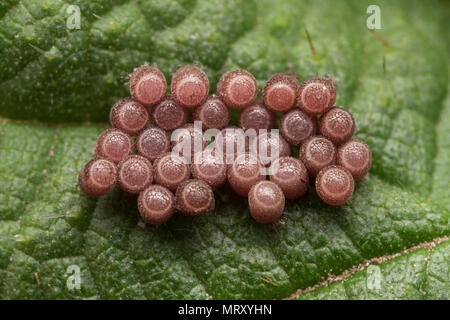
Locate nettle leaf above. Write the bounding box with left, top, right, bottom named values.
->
left=296, top=239, right=449, bottom=300
left=0, top=0, right=448, bottom=299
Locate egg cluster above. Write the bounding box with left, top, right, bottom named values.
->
left=78, top=65, right=371, bottom=225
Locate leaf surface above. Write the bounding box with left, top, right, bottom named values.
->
left=0, top=0, right=448, bottom=299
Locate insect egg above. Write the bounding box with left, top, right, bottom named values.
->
left=249, top=131, right=292, bottom=167
left=299, top=136, right=336, bottom=178
left=79, top=158, right=118, bottom=198
left=279, top=108, right=316, bottom=146
left=138, top=185, right=175, bottom=225
left=135, top=126, right=171, bottom=162
left=192, top=95, right=230, bottom=130
left=109, top=98, right=149, bottom=136
left=175, top=179, right=215, bottom=216
left=217, top=69, right=258, bottom=109
left=153, top=152, right=191, bottom=192
left=248, top=181, right=285, bottom=224
left=215, top=126, right=249, bottom=165
left=95, top=128, right=133, bottom=164
left=238, top=100, right=276, bottom=132
left=297, top=78, right=336, bottom=115
left=151, top=95, right=189, bottom=131
left=171, top=65, right=209, bottom=107
left=262, top=73, right=299, bottom=112
left=192, top=150, right=227, bottom=188
left=171, top=123, right=207, bottom=162
left=319, top=106, right=355, bottom=145
left=227, top=152, right=266, bottom=197
left=269, top=156, right=309, bottom=199
left=316, top=165, right=354, bottom=206
left=336, top=139, right=372, bottom=179
left=118, top=155, right=153, bottom=194
left=129, top=65, right=167, bottom=106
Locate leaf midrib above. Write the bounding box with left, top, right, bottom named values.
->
left=288, top=236, right=449, bottom=299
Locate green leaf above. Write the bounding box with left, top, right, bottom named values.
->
left=295, top=239, right=449, bottom=300
left=0, top=0, right=449, bottom=299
